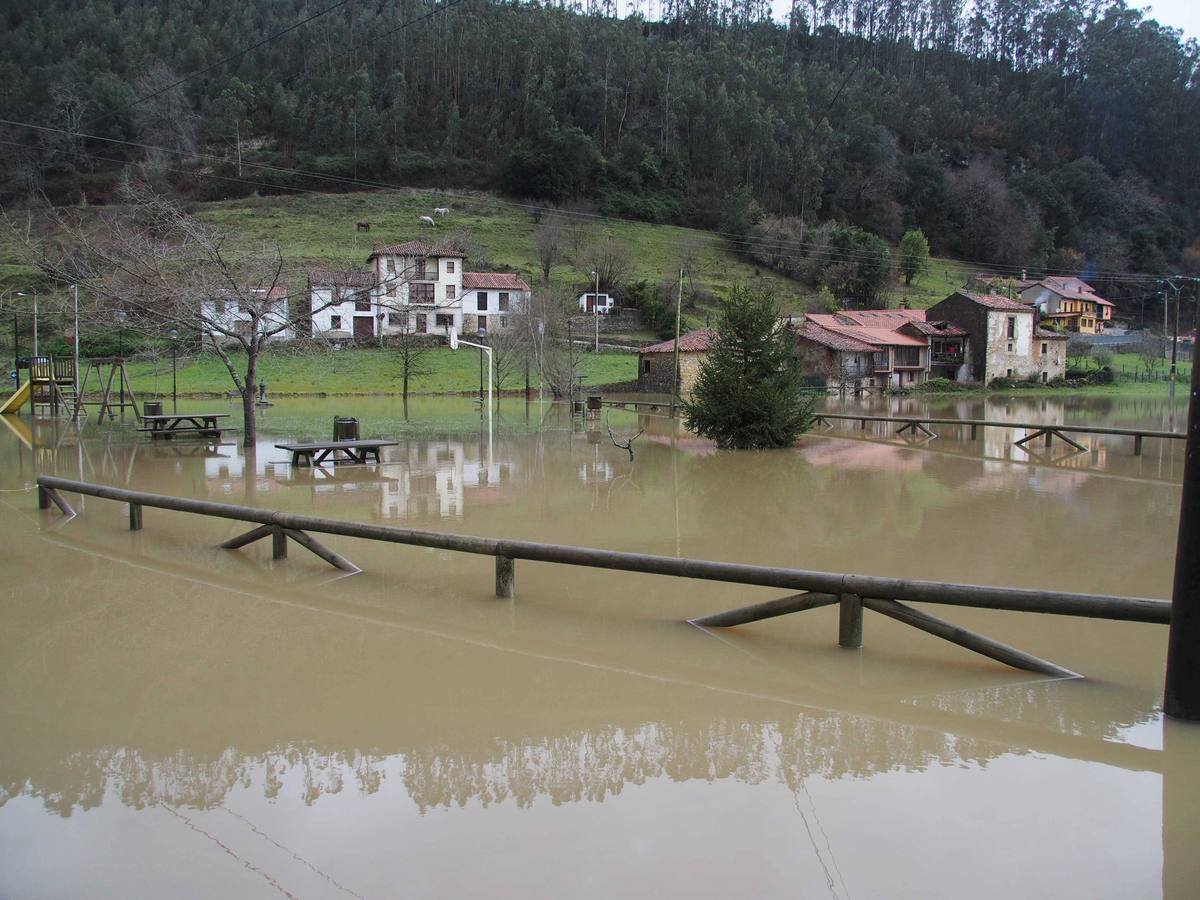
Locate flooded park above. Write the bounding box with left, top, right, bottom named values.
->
left=1, top=392, right=1197, bottom=898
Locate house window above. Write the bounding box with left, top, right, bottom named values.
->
left=478, top=315, right=488, bottom=331
left=500, top=317, right=509, bottom=328
left=1042, top=371, right=1048, bottom=383
left=1041, top=342, right=1048, bottom=354
left=447, top=260, right=455, bottom=273
left=1007, top=316, right=1016, bottom=339
left=410, top=283, right=434, bottom=304
left=330, top=315, right=342, bottom=330
left=418, top=315, right=428, bottom=334
left=1008, top=343, right=1014, bottom=352
left=641, top=359, right=651, bottom=375
left=213, top=299, right=226, bottom=315
left=386, top=259, right=396, bottom=274
left=1006, top=368, right=1013, bottom=378
left=386, top=285, right=396, bottom=298
left=446, top=284, right=456, bottom=299
left=414, top=259, right=427, bottom=280
left=499, top=292, right=509, bottom=312
left=477, top=292, right=488, bottom=312
left=435, top=314, right=453, bottom=329
left=355, top=292, right=371, bottom=312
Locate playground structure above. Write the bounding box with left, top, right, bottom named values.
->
left=0, top=355, right=139, bottom=420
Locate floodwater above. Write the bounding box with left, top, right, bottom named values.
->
left=1, top=394, right=1196, bottom=899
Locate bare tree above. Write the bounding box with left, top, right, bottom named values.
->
left=132, top=62, right=199, bottom=167
left=535, top=216, right=563, bottom=283
left=511, top=287, right=580, bottom=398
left=579, top=234, right=633, bottom=295
left=9, top=179, right=350, bottom=447
left=486, top=325, right=525, bottom=394
left=389, top=318, right=431, bottom=413
left=1138, top=330, right=1167, bottom=377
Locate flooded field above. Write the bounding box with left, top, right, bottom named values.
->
left=1, top=394, right=1196, bottom=898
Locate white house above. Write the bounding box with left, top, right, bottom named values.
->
left=308, top=269, right=377, bottom=340
left=366, top=241, right=468, bottom=337
left=202, top=286, right=293, bottom=343
left=578, top=292, right=616, bottom=314
left=461, top=272, right=531, bottom=333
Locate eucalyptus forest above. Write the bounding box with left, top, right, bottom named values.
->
left=2, top=0, right=1198, bottom=299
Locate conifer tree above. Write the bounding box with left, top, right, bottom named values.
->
left=683, top=286, right=814, bottom=449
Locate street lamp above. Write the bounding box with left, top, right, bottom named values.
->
left=590, top=269, right=600, bottom=353
left=168, top=328, right=179, bottom=413
left=114, top=309, right=127, bottom=413
left=15, top=292, right=36, bottom=360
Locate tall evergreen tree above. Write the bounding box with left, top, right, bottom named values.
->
left=684, top=286, right=815, bottom=449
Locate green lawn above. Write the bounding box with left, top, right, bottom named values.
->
left=125, top=346, right=638, bottom=397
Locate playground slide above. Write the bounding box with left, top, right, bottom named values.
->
left=0, top=380, right=30, bottom=415
left=0, top=411, right=33, bottom=449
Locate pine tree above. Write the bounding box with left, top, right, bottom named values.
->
left=683, top=286, right=815, bottom=449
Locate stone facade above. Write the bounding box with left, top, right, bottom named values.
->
left=926, top=291, right=1060, bottom=384
left=638, top=351, right=705, bottom=395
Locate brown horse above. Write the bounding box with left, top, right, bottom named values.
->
left=356, top=221, right=371, bottom=232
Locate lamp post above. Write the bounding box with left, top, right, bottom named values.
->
left=114, top=309, right=127, bottom=413
left=16, top=291, right=36, bottom=360
left=448, top=328, right=493, bottom=465
left=168, top=328, right=179, bottom=413
left=590, top=269, right=600, bottom=353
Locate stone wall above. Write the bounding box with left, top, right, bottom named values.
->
left=637, top=351, right=706, bottom=395
left=568, top=309, right=644, bottom=335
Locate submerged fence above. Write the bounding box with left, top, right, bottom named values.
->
left=35, top=475, right=1170, bottom=680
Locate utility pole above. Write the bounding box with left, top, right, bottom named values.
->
left=668, top=267, right=683, bottom=419
left=1169, top=278, right=1181, bottom=388
left=591, top=270, right=600, bottom=353
left=1164, top=294, right=1200, bottom=720
left=72, top=284, right=79, bottom=394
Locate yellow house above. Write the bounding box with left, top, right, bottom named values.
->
left=1019, top=276, right=1115, bottom=334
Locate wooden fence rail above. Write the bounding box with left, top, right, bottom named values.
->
left=35, top=474, right=1170, bottom=679
left=812, top=412, right=1184, bottom=456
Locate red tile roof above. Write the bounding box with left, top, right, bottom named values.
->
left=956, top=290, right=1034, bottom=312
left=640, top=329, right=716, bottom=354
left=366, top=241, right=466, bottom=259
left=804, top=314, right=928, bottom=347
left=901, top=319, right=969, bottom=338
left=307, top=268, right=375, bottom=288
left=462, top=272, right=530, bottom=291
left=795, top=322, right=878, bottom=352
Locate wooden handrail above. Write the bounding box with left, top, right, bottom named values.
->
left=814, top=412, right=1183, bottom=440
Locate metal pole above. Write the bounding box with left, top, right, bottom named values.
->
left=668, top=267, right=683, bottom=419
left=1165, top=301, right=1200, bottom=720
left=594, top=271, right=599, bottom=353
left=11, top=313, right=17, bottom=385
left=32, top=294, right=37, bottom=360
left=72, top=284, right=79, bottom=393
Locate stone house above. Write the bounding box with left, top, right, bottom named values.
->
left=637, top=329, right=715, bottom=395
left=794, top=322, right=877, bottom=388
left=926, top=291, right=1065, bottom=383
left=803, top=310, right=934, bottom=389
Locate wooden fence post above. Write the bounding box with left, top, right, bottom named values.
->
left=496, top=555, right=515, bottom=599
left=1165, top=342, right=1200, bottom=720
left=839, top=593, right=863, bottom=648
left=272, top=526, right=287, bottom=560
left=129, top=503, right=142, bottom=531
left=38, top=486, right=50, bottom=510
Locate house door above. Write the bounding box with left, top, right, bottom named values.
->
left=353, top=316, right=374, bottom=340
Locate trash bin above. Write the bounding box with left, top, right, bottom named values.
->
left=333, top=416, right=360, bottom=441
left=587, top=395, right=603, bottom=411
left=143, top=400, right=163, bottom=417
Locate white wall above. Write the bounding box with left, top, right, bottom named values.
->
left=202, top=298, right=293, bottom=342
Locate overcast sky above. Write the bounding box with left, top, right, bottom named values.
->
left=1131, top=0, right=1199, bottom=39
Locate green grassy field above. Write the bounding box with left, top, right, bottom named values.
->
left=125, top=346, right=638, bottom=397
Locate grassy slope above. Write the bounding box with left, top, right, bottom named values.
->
left=125, top=346, right=637, bottom=396
left=194, top=190, right=812, bottom=324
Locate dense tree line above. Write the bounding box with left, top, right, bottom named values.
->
left=2, top=0, right=1197, bottom=296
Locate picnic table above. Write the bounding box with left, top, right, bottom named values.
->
left=137, top=412, right=230, bottom=440
left=275, top=439, right=398, bottom=467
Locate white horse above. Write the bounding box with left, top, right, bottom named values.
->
left=419, top=215, right=437, bottom=227
left=433, top=207, right=449, bottom=217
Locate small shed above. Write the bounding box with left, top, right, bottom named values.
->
left=637, top=329, right=715, bottom=395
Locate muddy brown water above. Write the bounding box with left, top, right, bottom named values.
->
left=1, top=395, right=1197, bottom=898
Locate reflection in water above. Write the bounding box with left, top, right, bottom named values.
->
left=1, top=396, right=1196, bottom=898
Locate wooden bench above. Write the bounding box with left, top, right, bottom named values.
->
left=137, top=413, right=229, bottom=440
left=275, top=439, right=399, bottom=467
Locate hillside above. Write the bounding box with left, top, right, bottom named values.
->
left=2, top=0, right=1195, bottom=309
left=195, top=189, right=971, bottom=322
